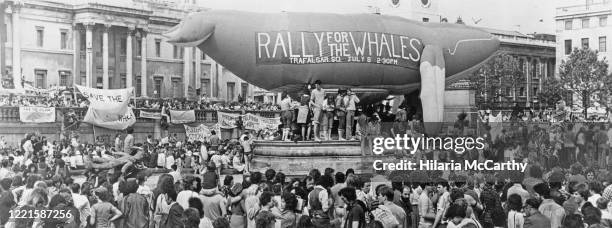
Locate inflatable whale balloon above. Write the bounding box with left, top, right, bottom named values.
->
left=164, top=10, right=500, bottom=135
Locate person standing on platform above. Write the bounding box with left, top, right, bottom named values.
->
left=298, top=88, right=312, bottom=141
left=280, top=92, right=293, bottom=141
left=322, top=94, right=336, bottom=141
left=343, top=88, right=360, bottom=140
left=336, top=89, right=347, bottom=141
left=310, top=80, right=325, bottom=142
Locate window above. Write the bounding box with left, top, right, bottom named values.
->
left=155, top=39, right=161, bottom=57
left=96, top=77, right=103, bottom=89
left=80, top=71, right=86, bottom=86
left=136, top=76, right=142, bottom=96
left=565, top=20, right=573, bottom=30
left=505, top=87, right=512, bottom=96
left=36, top=27, right=44, bottom=47
left=533, top=87, right=538, bottom=95
left=35, top=70, right=47, bottom=89
left=241, top=83, right=248, bottom=99
left=59, top=71, right=70, bottom=86
left=565, top=39, right=572, bottom=54
left=136, top=39, right=142, bottom=57
left=80, top=32, right=86, bottom=51
left=60, top=30, right=68, bottom=49
left=120, top=36, right=127, bottom=55
left=202, top=52, right=206, bottom=60
left=154, top=78, right=163, bottom=97
left=422, top=18, right=429, bottom=22
left=201, top=79, right=210, bottom=97
left=172, top=79, right=181, bottom=97
left=120, top=74, right=126, bottom=88
left=227, top=82, right=235, bottom=101
left=519, top=87, right=525, bottom=97
left=600, top=36, right=607, bottom=52
left=600, top=17, right=607, bottom=27
left=582, top=18, right=590, bottom=28
left=582, top=38, right=589, bottom=49
left=173, top=46, right=184, bottom=59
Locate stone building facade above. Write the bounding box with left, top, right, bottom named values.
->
left=0, top=0, right=258, bottom=102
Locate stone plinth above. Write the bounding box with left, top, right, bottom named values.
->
left=251, top=140, right=373, bottom=176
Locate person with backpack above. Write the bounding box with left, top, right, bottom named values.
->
left=339, top=187, right=366, bottom=228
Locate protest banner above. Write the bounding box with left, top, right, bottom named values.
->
left=170, top=110, right=196, bottom=124
left=19, top=106, right=56, bottom=123
left=140, top=110, right=162, bottom=120
left=184, top=124, right=211, bottom=142
left=75, top=85, right=135, bottom=129
left=75, top=85, right=133, bottom=113
left=217, top=111, right=240, bottom=129
left=243, top=113, right=281, bottom=130
left=85, top=107, right=136, bottom=130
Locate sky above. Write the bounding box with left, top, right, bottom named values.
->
left=196, top=0, right=578, bottom=34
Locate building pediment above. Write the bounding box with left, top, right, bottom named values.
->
left=75, top=11, right=149, bottom=29
left=74, top=3, right=151, bottom=28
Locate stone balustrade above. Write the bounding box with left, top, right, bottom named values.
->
left=0, top=106, right=281, bottom=123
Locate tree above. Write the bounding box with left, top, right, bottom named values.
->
left=559, top=47, right=610, bottom=118
left=472, top=53, right=525, bottom=109
left=537, top=77, right=566, bottom=108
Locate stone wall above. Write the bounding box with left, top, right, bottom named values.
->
left=0, top=121, right=238, bottom=147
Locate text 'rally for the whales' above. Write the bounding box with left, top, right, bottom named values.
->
left=255, top=31, right=423, bottom=68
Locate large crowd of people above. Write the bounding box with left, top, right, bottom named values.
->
left=4, top=82, right=612, bottom=228
left=5, top=127, right=612, bottom=228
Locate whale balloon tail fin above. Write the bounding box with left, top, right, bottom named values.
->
left=164, top=12, right=215, bottom=47
left=419, top=45, right=446, bottom=136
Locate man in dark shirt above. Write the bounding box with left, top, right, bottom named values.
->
left=119, top=179, right=149, bottom=228
left=339, top=187, right=365, bottom=228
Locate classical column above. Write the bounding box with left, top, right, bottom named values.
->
left=526, top=58, right=533, bottom=107
left=210, top=61, right=216, bottom=98
left=0, top=3, right=6, bottom=79
left=217, top=65, right=222, bottom=98
left=85, top=23, right=94, bottom=87
left=11, top=4, right=21, bottom=89
left=183, top=47, right=191, bottom=98
left=543, top=59, right=548, bottom=80
left=102, top=24, right=110, bottom=89
left=195, top=48, right=202, bottom=93
left=72, top=24, right=79, bottom=86
left=126, top=26, right=134, bottom=88
left=140, top=28, right=147, bottom=96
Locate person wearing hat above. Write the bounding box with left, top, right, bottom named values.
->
left=310, top=80, right=325, bottom=141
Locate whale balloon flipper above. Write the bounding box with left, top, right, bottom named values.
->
left=419, top=45, right=445, bottom=136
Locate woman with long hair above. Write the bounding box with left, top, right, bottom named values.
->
left=17, top=175, right=40, bottom=206
left=6, top=187, right=48, bottom=228
left=153, top=174, right=175, bottom=228
left=507, top=194, right=524, bottom=228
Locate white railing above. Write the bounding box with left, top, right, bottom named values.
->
left=557, top=0, right=611, bottom=15
left=494, top=35, right=556, bottom=47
